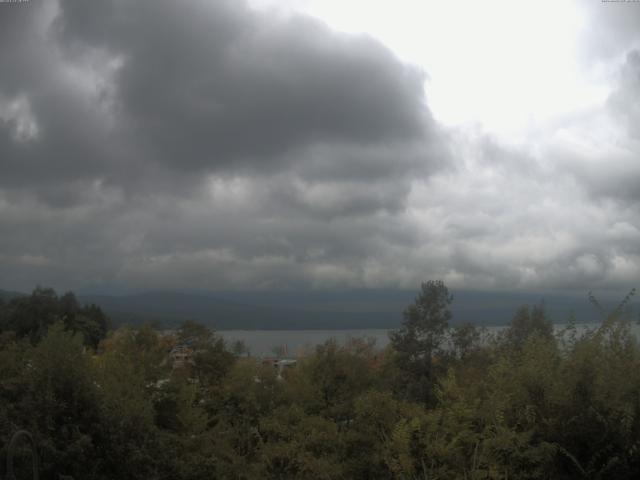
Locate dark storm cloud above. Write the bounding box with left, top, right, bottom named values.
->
left=0, top=0, right=445, bottom=291
left=55, top=0, right=433, bottom=173
left=0, top=2, right=112, bottom=190
left=0, top=0, right=438, bottom=195
left=5, top=0, right=638, bottom=294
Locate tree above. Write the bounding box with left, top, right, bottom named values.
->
left=2, top=287, right=59, bottom=343
left=450, top=322, right=481, bottom=360
left=504, top=303, right=553, bottom=351
left=389, top=280, right=453, bottom=404
left=75, top=303, right=109, bottom=349
left=0, top=288, right=109, bottom=348
left=18, top=323, right=102, bottom=479
left=176, top=319, right=213, bottom=349
left=296, top=339, right=375, bottom=422
left=173, top=320, right=235, bottom=389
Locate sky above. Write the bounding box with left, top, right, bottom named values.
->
left=1, top=0, right=640, bottom=294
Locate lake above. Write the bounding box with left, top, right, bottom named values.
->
left=219, top=323, right=640, bottom=357
left=219, top=329, right=391, bottom=357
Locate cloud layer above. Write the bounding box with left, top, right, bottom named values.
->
left=1, top=0, right=640, bottom=294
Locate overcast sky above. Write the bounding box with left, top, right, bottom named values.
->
left=1, top=0, right=640, bottom=294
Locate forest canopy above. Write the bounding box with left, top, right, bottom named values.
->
left=1, top=282, right=639, bottom=479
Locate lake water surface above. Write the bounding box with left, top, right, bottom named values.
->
left=219, top=329, right=391, bottom=357
left=219, top=323, right=640, bottom=357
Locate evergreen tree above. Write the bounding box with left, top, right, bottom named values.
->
left=389, top=280, right=453, bottom=404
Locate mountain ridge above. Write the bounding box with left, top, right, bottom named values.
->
left=3, top=287, right=634, bottom=330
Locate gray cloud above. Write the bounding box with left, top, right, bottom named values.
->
left=0, top=0, right=448, bottom=292
left=549, top=49, right=640, bottom=205
left=577, top=2, right=640, bottom=64
left=608, top=50, right=640, bottom=139
left=55, top=0, right=433, bottom=174
left=2, top=0, right=640, bottom=295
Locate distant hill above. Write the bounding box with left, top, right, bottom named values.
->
left=75, top=288, right=635, bottom=330
left=0, top=289, right=26, bottom=302
left=2, top=286, right=632, bottom=330
left=78, top=291, right=401, bottom=330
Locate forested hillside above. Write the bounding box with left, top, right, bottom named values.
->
left=1, top=282, right=640, bottom=479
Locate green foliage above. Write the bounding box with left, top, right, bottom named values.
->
left=2, top=282, right=640, bottom=479
left=259, top=405, right=344, bottom=479
left=389, top=280, right=453, bottom=404
left=450, top=322, right=483, bottom=360
left=0, top=323, right=101, bottom=479
left=296, top=338, right=376, bottom=421
left=0, top=287, right=109, bottom=348
left=176, top=319, right=213, bottom=347
left=503, top=303, right=554, bottom=352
